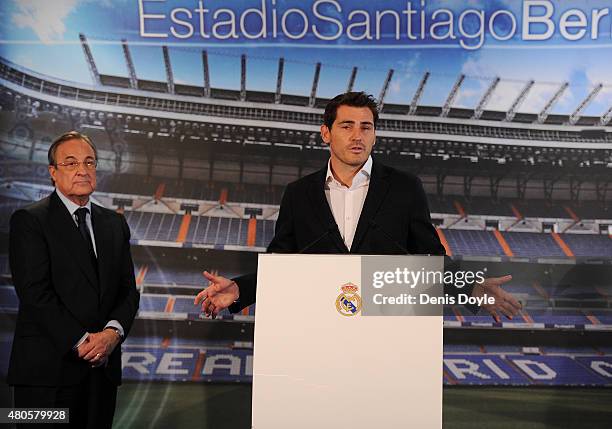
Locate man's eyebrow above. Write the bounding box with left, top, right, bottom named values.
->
left=60, top=155, right=96, bottom=162
left=336, top=120, right=374, bottom=126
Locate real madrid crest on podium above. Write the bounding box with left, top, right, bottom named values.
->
left=335, top=282, right=362, bottom=316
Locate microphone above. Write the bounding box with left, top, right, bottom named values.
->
left=369, top=220, right=410, bottom=254
left=298, top=227, right=335, bottom=254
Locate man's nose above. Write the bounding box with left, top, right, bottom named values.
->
left=76, top=162, right=88, bottom=175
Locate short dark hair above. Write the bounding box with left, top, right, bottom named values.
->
left=48, top=131, right=97, bottom=166
left=323, top=92, right=379, bottom=130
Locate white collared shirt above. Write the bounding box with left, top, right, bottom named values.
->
left=55, top=189, right=97, bottom=257
left=55, top=189, right=124, bottom=343
left=324, top=156, right=372, bottom=249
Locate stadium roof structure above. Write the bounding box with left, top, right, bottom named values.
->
left=1, top=38, right=612, bottom=204
left=76, top=35, right=612, bottom=127
left=3, top=53, right=612, bottom=148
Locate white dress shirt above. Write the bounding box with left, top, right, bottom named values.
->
left=324, top=156, right=372, bottom=249
left=56, top=189, right=124, bottom=346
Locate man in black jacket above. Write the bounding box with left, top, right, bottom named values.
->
left=195, top=92, right=520, bottom=321
left=9, top=131, right=140, bottom=428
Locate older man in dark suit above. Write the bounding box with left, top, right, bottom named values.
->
left=8, top=131, right=140, bottom=428
left=195, top=92, right=521, bottom=322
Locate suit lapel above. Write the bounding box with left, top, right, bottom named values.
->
left=48, top=192, right=99, bottom=292
left=91, top=204, right=111, bottom=298
left=306, top=168, right=349, bottom=253
left=350, top=161, right=391, bottom=253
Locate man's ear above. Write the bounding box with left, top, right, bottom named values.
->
left=320, top=124, right=331, bottom=145
left=48, top=165, right=56, bottom=184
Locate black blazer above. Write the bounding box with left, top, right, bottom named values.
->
left=8, top=191, right=140, bottom=386
left=230, top=160, right=472, bottom=312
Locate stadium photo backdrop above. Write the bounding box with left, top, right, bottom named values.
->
left=1, top=1, right=611, bottom=428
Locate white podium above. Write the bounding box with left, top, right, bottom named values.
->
left=251, top=254, right=444, bottom=429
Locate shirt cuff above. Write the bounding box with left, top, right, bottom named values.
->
left=104, top=320, right=124, bottom=338
left=74, top=332, right=89, bottom=350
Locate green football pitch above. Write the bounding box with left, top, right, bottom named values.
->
left=113, top=382, right=612, bottom=429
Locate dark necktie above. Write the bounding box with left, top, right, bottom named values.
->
left=75, top=207, right=97, bottom=270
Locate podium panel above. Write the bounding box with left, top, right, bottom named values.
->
left=251, top=254, right=443, bottom=429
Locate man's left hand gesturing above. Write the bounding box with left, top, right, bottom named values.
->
left=472, top=275, right=522, bottom=323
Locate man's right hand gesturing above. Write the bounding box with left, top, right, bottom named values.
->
left=194, top=271, right=240, bottom=318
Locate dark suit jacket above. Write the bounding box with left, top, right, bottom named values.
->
left=8, top=191, right=140, bottom=387
left=230, top=160, right=473, bottom=312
